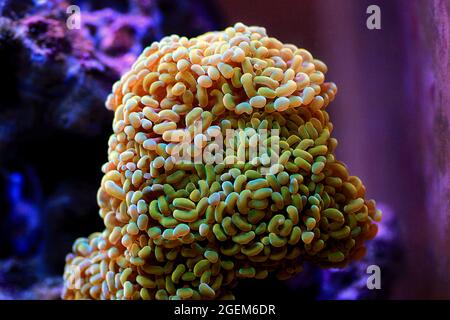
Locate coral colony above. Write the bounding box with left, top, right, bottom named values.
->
left=63, top=23, right=382, bottom=300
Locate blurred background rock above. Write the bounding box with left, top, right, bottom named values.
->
left=0, top=0, right=448, bottom=299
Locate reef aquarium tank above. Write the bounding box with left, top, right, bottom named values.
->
left=0, top=0, right=450, bottom=309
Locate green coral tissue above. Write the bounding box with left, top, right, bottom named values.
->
left=62, top=23, right=381, bottom=300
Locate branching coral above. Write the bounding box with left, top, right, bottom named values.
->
left=62, top=22, right=381, bottom=300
